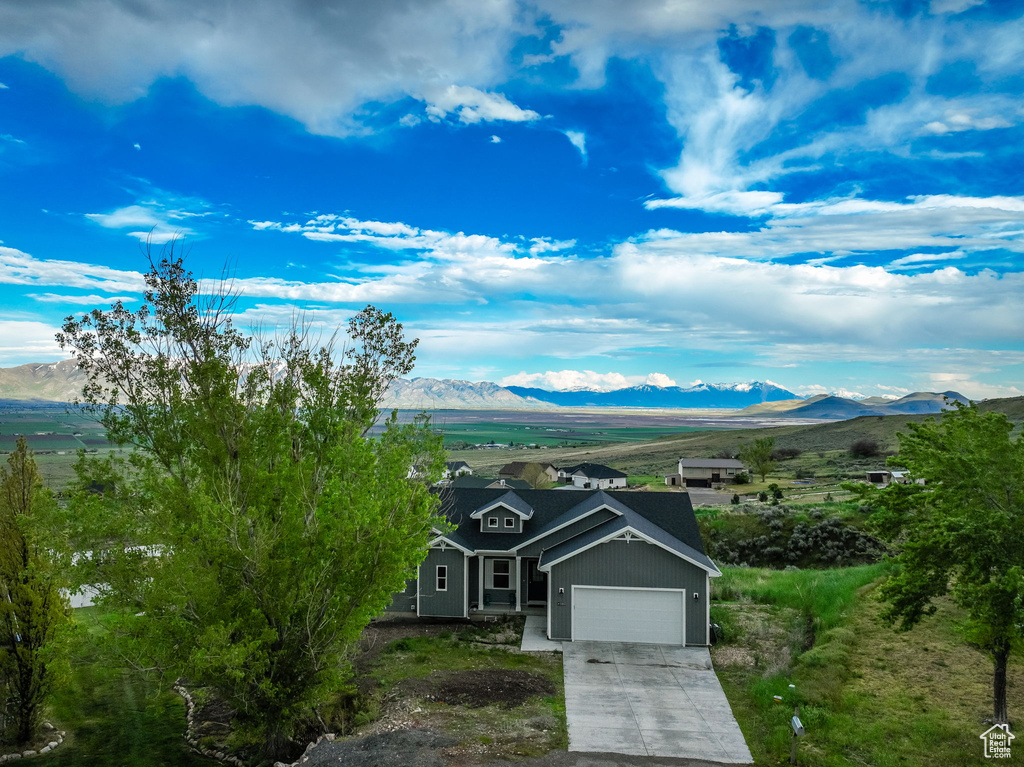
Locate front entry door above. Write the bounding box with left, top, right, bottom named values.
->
left=526, top=559, right=547, bottom=603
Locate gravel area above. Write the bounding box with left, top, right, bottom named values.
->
left=302, top=729, right=456, bottom=767
left=304, top=728, right=747, bottom=767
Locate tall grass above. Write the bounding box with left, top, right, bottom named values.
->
left=714, top=563, right=889, bottom=637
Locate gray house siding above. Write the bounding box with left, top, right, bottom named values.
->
left=516, top=507, right=618, bottom=557
left=417, top=548, right=466, bottom=618
left=385, top=578, right=418, bottom=613
left=478, top=508, right=522, bottom=534
left=481, top=555, right=517, bottom=609
left=548, top=539, right=708, bottom=644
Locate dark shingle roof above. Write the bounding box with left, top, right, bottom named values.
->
left=433, top=488, right=708, bottom=565
left=537, top=505, right=719, bottom=575
left=449, top=476, right=530, bottom=490
left=563, top=462, right=627, bottom=479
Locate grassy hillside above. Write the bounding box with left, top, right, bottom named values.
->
left=713, top=567, right=1023, bottom=766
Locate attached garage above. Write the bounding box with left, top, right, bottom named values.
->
left=572, top=586, right=685, bottom=645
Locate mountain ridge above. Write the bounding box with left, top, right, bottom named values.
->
left=0, top=360, right=966, bottom=415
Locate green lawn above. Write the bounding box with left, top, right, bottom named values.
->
left=43, top=609, right=208, bottom=767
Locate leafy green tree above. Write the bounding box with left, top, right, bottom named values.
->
left=57, top=255, right=446, bottom=759
left=739, top=437, right=776, bottom=482
left=519, top=462, right=553, bottom=489
left=859, top=402, right=1023, bottom=725
left=0, top=437, right=69, bottom=746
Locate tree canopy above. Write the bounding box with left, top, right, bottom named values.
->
left=862, top=402, right=1023, bottom=725
left=739, top=436, right=776, bottom=482
left=0, top=437, right=68, bottom=746
left=57, top=254, right=446, bottom=758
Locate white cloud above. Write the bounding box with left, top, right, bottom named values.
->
left=563, top=130, right=587, bottom=162
left=133, top=142, right=141, bottom=150
left=1, top=134, right=25, bottom=145
left=0, top=82, right=7, bottom=89
left=84, top=191, right=221, bottom=241
left=645, top=372, right=677, bottom=387
left=490, top=134, right=502, bottom=143
left=499, top=370, right=635, bottom=391
left=528, top=237, right=576, bottom=255
left=423, top=84, right=540, bottom=124
left=0, top=321, right=65, bottom=362
left=0, top=246, right=144, bottom=293
left=28, top=293, right=138, bottom=304
left=646, top=190, right=784, bottom=216
left=0, top=0, right=527, bottom=136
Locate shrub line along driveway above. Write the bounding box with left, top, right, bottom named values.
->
left=562, top=642, right=753, bottom=763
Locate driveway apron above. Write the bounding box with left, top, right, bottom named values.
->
left=562, top=641, right=753, bottom=763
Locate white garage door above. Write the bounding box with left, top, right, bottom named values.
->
left=572, top=586, right=686, bottom=645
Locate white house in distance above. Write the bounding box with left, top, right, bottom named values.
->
left=445, top=461, right=473, bottom=478
left=559, top=462, right=628, bottom=490
left=666, top=458, right=746, bottom=488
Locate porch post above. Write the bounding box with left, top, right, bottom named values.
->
left=515, top=556, right=522, bottom=612
left=478, top=555, right=484, bottom=609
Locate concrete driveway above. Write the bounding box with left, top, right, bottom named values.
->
left=562, top=642, right=753, bottom=764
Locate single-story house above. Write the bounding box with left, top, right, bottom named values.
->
left=666, top=458, right=746, bottom=488
left=558, top=462, right=628, bottom=490
left=445, top=461, right=473, bottom=478
left=450, top=476, right=531, bottom=490
left=498, top=461, right=559, bottom=483
left=867, top=470, right=925, bottom=486
left=386, top=488, right=720, bottom=645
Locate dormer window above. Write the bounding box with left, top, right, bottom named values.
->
left=504, top=517, right=515, bottom=528
left=488, top=517, right=498, bottom=528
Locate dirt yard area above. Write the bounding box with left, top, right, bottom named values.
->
left=332, top=616, right=566, bottom=766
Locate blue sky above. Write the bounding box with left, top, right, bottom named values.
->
left=1, top=0, right=1023, bottom=400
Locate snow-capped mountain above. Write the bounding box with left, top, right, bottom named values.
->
left=504, top=381, right=798, bottom=408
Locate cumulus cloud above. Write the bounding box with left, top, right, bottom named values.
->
left=645, top=372, right=677, bottom=387
left=500, top=370, right=634, bottom=391
left=490, top=134, right=502, bottom=143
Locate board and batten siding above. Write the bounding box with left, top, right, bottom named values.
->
left=548, top=539, right=708, bottom=645
left=417, top=547, right=466, bottom=618
left=515, top=507, right=618, bottom=557
left=385, top=578, right=418, bottom=613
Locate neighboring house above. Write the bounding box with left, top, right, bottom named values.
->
left=867, top=470, right=925, bottom=486
left=450, top=476, right=531, bottom=490
left=445, top=461, right=473, bottom=478
left=559, top=462, right=628, bottom=489
left=386, top=488, right=721, bottom=645
left=667, top=458, right=746, bottom=488
left=498, top=461, right=559, bottom=483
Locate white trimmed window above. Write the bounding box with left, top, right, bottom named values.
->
left=487, top=559, right=512, bottom=589
left=487, top=517, right=498, bottom=528
left=504, top=517, right=515, bottom=528
left=436, top=565, right=448, bottom=592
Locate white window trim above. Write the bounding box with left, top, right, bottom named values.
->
left=504, top=517, right=515, bottom=528
left=487, top=558, right=513, bottom=590
left=436, top=565, right=448, bottom=592
left=487, top=517, right=499, bottom=528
